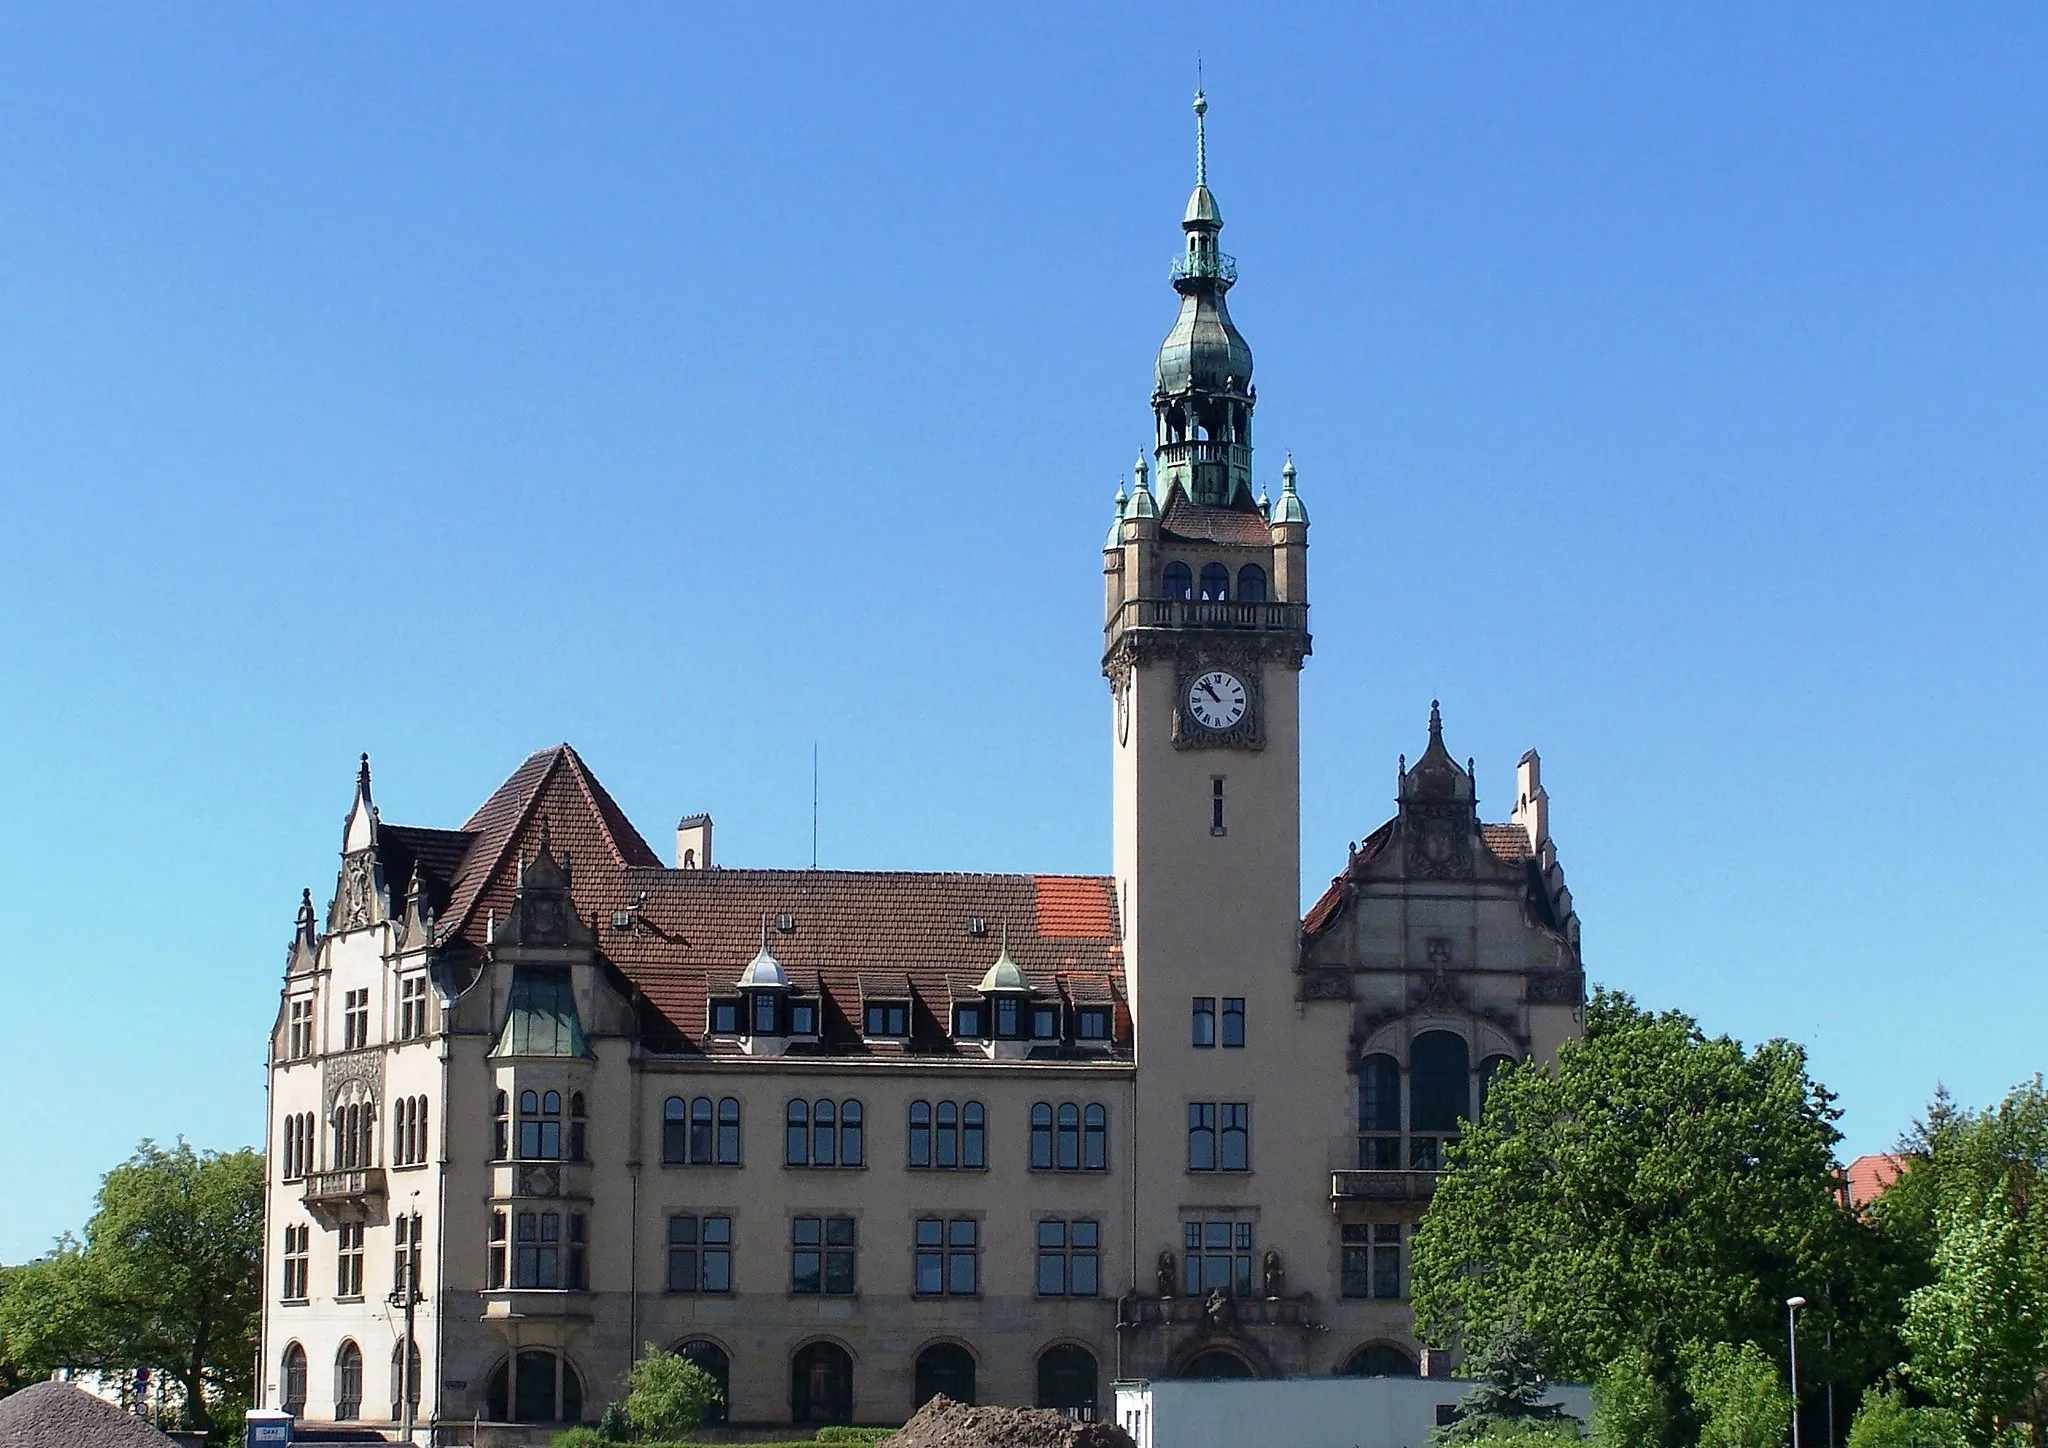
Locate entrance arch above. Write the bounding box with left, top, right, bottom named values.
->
left=1179, top=1347, right=1255, bottom=1380
left=791, top=1341, right=853, bottom=1425
left=675, top=1340, right=729, bottom=1425
left=1036, top=1344, right=1099, bottom=1419
left=1340, top=1342, right=1419, bottom=1377
left=914, top=1342, right=976, bottom=1408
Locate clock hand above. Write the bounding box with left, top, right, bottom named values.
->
left=1202, top=681, right=1222, bottom=703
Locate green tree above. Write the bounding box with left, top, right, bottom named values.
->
left=1685, top=1342, right=1791, bottom=1448
left=1411, top=990, right=1891, bottom=1427
left=1901, top=1185, right=2048, bottom=1444
left=1591, top=1349, right=1672, bottom=1448
left=1845, top=1386, right=1961, bottom=1448
left=1434, top=1318, right=1578, bottom=1445
left=0, top=1248, right=96, bottom=1395
left=623, top=1344, right=722, bottom=1439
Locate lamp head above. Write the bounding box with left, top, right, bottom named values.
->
left=1787, top=1295, right=1808, bottom=1310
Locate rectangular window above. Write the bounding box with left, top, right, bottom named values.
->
left=1031, top=1005, right=1060, bottom=1040
left=1183, top=1220, right=1254, bottom=1297
left=1076, top=1006, right=1111, bottom=1041
left=915, top=1217, right=978, bottom=1296
left=336, top=1222, right=364, bottom=1299
left=342, top=989, right=369, bottom=1051
left=1192, top=997, right=1215, bottom=1047
left=995, top=997, right=1021, bottom=1038
left=567, top=1211, right=588, bottom=1290
left=709, top=999, right=740, bottom=1035
left=392, top=1213, right=423, bottom=1298
left=953, top=1002, right=983, bottom=1038
left=281, top=1224, right=310, bottom=1302
left=752, top=992, right=779, bottom=1034
left=1188, top=1102, right=1250, bottom=1171
left=668, top=1214, right=734, bottom=1293
left=514, top=1210, right=561, bottom=1289
left=1221, top=997, right=1245, bottom=1048
left=1036, top=1218, right=1099, bottom=1297
left=792, top=1216, right=856, bottom=1295
left=1211, top=776, right=1226, bottom=835
left=1341, top=1224, right=1405, bottom=1299
left=864, top=1001, right=909, bottom=1037
left=398, top=975, right=428, bottom=1041
left=488, top=1211, right=506, bottom=1289
left=287, top=998, right=314, bottom=1059
left=790, top=999, right=818, bottom=1036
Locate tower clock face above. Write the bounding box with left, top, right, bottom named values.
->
left=1186, top=670, right=1249, bottom=731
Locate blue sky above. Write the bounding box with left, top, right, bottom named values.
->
left=3, top=5, right=2045, bottom=1260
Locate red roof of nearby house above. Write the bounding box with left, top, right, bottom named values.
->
left=1845, top=1152, right=1906, bottom=1207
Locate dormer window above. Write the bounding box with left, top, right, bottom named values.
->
left=1077, top=1006, right=1111, bottom=1041
left=994, top=997, right=1022, bottom=1039
left=789, top=998, right=819, bottom=1037
left=953, top=1002, right=985, bottom=1040
left=709, top=999, right=741, bottom=1036
left=864, top=1002, right=909, bottom=1038
left=752, top=993, right=781, bottom=1036
left=734, top=929, right=791, bottom=1042
left=1031, top=1004, right=1061, bottom=1041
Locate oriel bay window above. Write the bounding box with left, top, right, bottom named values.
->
left=511, top=1208, right=585, bottom=1289
left=791, top=1216, right=856, bottom=1295
left=664, top=1096, right=741, bottom=1165
left=914, top=1217, right=979, bottom=1296
left=908, top=1100, right=986, bottom=1170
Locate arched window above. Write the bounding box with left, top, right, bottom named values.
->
left=334, top=1340, right=363, bottom=1420
left=914, top=1343, right=977, bottom=1408
left=281, top=1342, right=307, bottom=1417
left=791, top=1342, right=854, bottom=1425
left=1037, top=1344, right=1098, bottom=1418
left=1030, top=1103, right=1054, bottom=1169
left=909, top=1101, right=932, bottom=1167
left=717, top=1097, right=741, bottom=1164
left=1358, top=1053, right=1402, bottom=1168
left=1237, top=564, right=1267, bottom=603
left=1410, top=1031, right=1471, bottom=1170
left=812, top=1099, right=836, bottom=1167
left=1479, top=1054, right=1517, bottom=1121
left=485, top=1349, right=584, bottom=1423
left=691, top=1097, right=715, bottom=1164
left=518, top=1089, right=562, bottom=1160
left=1340, top=1343, right=1418, bottom=1378
left=663, top=1097, right=688, bottom=1164
left=1057, top=1104, right=1080, bottom=1170
left=842, top=1101, right=864, bottom=1166
left=391, top=1336, right=421, bottom=1422
left=785, top=1100, right=809, bottom=1165
left=1163, top=561, right=1193, bottom=600
left=1180, top=1348, right=1254, bottom=1380
left=1083, top=1104, right=1107, bottom=1170
left=963, top=1102, right=986, bottom=1169
left=1199, top=562, right=1230, bottom=601
left=678, top=1341, right=729, bottom=1425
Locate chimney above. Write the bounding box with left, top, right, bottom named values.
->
left=676, top=814, right=712, bottom=870
left=1512, top=750, right=1548, bottom=854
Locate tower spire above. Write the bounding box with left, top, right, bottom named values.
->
left=1194, top=85, right=1208, bottom=189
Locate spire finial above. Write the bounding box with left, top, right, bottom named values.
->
left=1193, top=82, right=1209, bottom=189
left=1429, top=700, right=1443, bottom=741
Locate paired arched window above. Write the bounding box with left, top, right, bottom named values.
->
left=392, top=1096, right=430, bottom=1167
left=664, top=1096, right=741, bottom=1165
left=1237, top=564, right=1267, bottom=602
left=786, top=1099, right=863, bottom=1167
left=280, top=1342, right=307, bottom=1417
left=333, top=1340, right=362, bottom=1421
left=1163, top=562, right=1193, bottom=600
left=332, top=1099, right=374, bottom=1170
left=1199, top=563, right=1231, bottom=601
left=1354, top=1033, right=1481, bottom=1171
left=1030, top=1102, right=1107, bottom=1171
left=280, top=1112, right=316, bottom=1180
left=908, top=1100, right=986, bottom=1169
left=485, top=1349, right=584, bottom=1424
left=518, top=1090, right=562, bottom=1160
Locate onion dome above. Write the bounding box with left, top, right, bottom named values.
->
left=976, top=929, right=1028, bottom=994
left=1271, top=455, right=1309, bottom=525
left=736, top=923, right=789, bottom=991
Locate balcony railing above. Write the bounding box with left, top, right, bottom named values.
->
left=1170, top=250, right=1237, bottom=285
left=1330, top=1169, right=1442, bottom=1205
left=302, top=1167, right=386, bottom=1225
left=1111, top=599, right=1308, bottom=635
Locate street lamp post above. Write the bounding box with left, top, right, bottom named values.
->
left=1786, top=1296, right=1808, bottom=1448
left=388, top=1189, right=423, bottom=1445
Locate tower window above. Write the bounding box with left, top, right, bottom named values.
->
left=1212, top=777, right=1226, bottom=835
left=1163, top=561, right=1193, bottom=600
left=1221, top=998, right=1246, bottom=1048
left=1199, top=563, right=1230, bottom=601
left=1237, top=564, right=1267, bottom=603
left=1192, top=997, right=1216, bottom=1048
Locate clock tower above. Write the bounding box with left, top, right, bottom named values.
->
left=1104, top=91, right=1319, bottom=1363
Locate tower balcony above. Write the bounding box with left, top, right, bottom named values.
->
left=1155, top=439, right=1250, bottom=507
left=301, top=1167, right=386, bottom=1226
left=1108, top=597, right=1308, bottom=640
left=1170, top=250, right=1237, bottom=286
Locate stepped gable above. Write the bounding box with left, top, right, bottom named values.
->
left=0, top=1379, right=180, bottom=1447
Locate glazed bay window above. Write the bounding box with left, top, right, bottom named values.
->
left=512, top=1209, right=583, bottom=1289
left=518, top=1090, right=563, bottom=1160
left=908, top=1100, right=985, bottom=1170
left=1183, top=1219, right=1254, bottom=1297
left=1030, top=1102, right=1107, bottom=1171
left=1341, top=1223, right=1404, bottom=1300
left=1036, top=1219, right=1099, bottom=1297
left=493, top=1091, right=509, bottom=1160
left=664, top=1096, right=742, bottom=1165
left=791, top=1216, right=856, bottom=1295
left=914, top=1217, right=978, bottom=1296
left=1187, top=1102, right=1249, bottom=1172
left=667, top=1214, right=733, bottom=1293
left=336, top=1222, right=365, bottom=1299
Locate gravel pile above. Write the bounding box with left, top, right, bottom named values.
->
left=0, top=1380, right=181, bottom=1448
left=885, top=1395, right=1137, bottom=1448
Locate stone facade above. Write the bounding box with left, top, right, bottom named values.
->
left=257, top=95, right=1585, bottom=1438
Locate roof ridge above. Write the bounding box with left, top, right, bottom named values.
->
left=555, top=742, right=661, bottom=868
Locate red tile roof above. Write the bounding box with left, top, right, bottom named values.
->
left=1160, top=495, right=1274, bottom=546
left=420, top=747, right=1125, bottom=1059
left=1845, top=1153, right=1906, bottom=1207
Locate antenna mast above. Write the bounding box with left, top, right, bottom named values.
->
left=811, top=742, right=819, bottom=870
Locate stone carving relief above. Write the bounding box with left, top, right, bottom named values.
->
left=1404, top=802, right=1473, bottom=880
left=322, top=1049, right=383, bottom=1113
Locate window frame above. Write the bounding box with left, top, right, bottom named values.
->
left=791, top=1215, right=857, bottom=1296
left=913, top=1216, right=980, bottom=1297
left=1035, top=1217, right=1101, bottom=1298
left=667, top=1213, right=733, bottom=1294
left=1221, top=997, right=1245, bottom=1048
left=1192, top=997, right=1216, bottom=1048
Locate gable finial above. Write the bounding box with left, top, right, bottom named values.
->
left=1429, top=699, right=1443, bottom=742
left=1193, top=77, right=1209, bottom=188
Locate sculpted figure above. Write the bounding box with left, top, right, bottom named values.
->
left=1156, top=1249, right=1177, bottom=1299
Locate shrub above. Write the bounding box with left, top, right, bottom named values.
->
left=1591, top=1349, right=1671, bottom=1448
left=817, top=1431, right=898, bottom=1444
left=550, top=1430, right=608, bottom=1448
left=622, top=1344, right=723, bottom=1440
left=1684, top=1342, right=1791, bottom=1448
left=1845, top=1387, right=1962, bottom=1448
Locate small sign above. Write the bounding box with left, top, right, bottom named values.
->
left=443, top=1378, right=468, bottom=1390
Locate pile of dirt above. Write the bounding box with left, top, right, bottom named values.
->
left=884, top=1395, right=1137, bottom=1448
left=0, top=1380, right=181, bottom=1448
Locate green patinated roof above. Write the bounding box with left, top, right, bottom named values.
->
left=491, top=964, right=592, bottom=1058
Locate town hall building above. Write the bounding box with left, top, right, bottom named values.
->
left=258, top=95, right=1587, bottom=1437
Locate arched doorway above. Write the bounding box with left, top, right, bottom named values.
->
left=280, top=1342, right=307, bottom=1418
left=677, top=1340, right=729, bottom=1425
left=1179, top=1348, right=1254, bottom=1380
left=791, top=1342, right=853, bottom=1425
left=1341, top=1343, right=1419, bottom=1377
left=334, top=1340, right=362, bottom=1420
left=914, top=1343, right=976, bottom=1408
left=1036, top=1344, right=1099, bottom=1419
left=484, top=1349, right=585, bottom=1422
